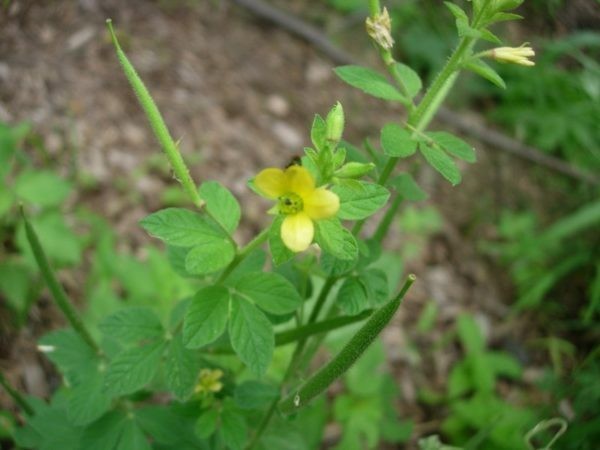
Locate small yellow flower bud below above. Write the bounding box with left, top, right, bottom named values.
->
left=253, top=165, right=340, bottom=253
left=194, top=369, right=224, bottom=395
left=365, top=7, right=394, bottom=50
left=486, top=45, right=535, bottom=67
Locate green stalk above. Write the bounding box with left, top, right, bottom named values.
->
left=105, top=19, right=203, bottom=209
left=213, top=310, right=373, bottom=354
left=0, top=371, right=34, bottom=416
left=279, top=275, right=415, bottom=414
left=367, top=0, right=380, bottom=17
left=409, top=37, right=474, bottom=130
left=373, top=194, right=402, bottom=243
left=21, top=207, right=100, bottom=354
left=215, top=227, right=270, bottom=284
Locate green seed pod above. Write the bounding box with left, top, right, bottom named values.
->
left=334, top=162, right=376, bottom=179
left=326, top=102, right=345, bottom=145
left=278, top=275, right=416, bottom=415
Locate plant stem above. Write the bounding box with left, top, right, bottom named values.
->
left=409, top=36, right=474, bottom=130
left=367, top=0, right=380, bottom=17
left=212, top=310, right=373, bottom=354
left=0, top=371, right=34, bottom=416
left=215, top=227, right=270, bottom=284
left=373, top=194, right=402, bottom=243
left=21, top=207, right=100, bottom=354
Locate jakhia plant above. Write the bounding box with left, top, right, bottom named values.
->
left=2, top=1, right=540, bottom=449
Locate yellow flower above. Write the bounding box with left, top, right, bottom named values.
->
left=194, top=369, right=224, bottom=395
left=488, top=45, right=535, bottom=66
left=254, top=165, right=340, bottom=252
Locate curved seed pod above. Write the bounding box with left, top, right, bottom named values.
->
left=279, top=274, right=416, bottom=414
left=105, top=20, right=203, bottom=208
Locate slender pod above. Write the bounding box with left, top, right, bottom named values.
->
left=278, top=274, right=416, bottom=414
left=105, top=19, right=204, bottom=208
left=20, top=206, right=99, bottom=354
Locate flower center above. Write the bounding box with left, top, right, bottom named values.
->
left=278, top=193, right=303, bottom=215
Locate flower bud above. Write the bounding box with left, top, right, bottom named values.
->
left=326, top=102, right=345, bottom=145
left=485, top=44, right=535, bottom=66
left=334, top=162, right=375, bottom=179
left=365, top=7, right=394, bottom=50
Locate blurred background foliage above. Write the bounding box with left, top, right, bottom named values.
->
left=1, top=0, right=599, bottom=448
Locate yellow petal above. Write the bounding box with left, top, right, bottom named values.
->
left=254, top=168, right=287, bottom=198
left=281, top=212, right=314, bottom=252
left=303, top=188, right=340, bottom=219
left=284, top=166, right=315, bottom=197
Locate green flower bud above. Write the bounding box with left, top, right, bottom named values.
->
left=334, top=162, right=375, bottom=179
left=326, top=102, right=345, bottom=145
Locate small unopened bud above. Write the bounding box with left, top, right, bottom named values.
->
left=326, top=102, right=345, bottom=145
left=334, top=162, right=375, bottom=179
left=365, top=7, right=394, bottom=50
left=485, top=44, right=535, bottom=67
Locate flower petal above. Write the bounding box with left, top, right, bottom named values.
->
left=284, top=166, right=315, bottom=197
left=254, top=168, right=287, bottom=198
left=303, top=188, right=340, bottom=220
left=281, top=212, right=314, bottom=252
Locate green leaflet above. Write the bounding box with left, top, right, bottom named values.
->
left=337, top=276, right=369, bottom=315
left=219, top=402, right=248, bottom=450
left=419, top=142, right=462, bottom=186
left=229, top=298, right=274, bottom=376
left=334, top=65, right=406, bottom=102
left=185, top=239, right=235, bottom=274
left=380, top=123, right=418, bottom=158
left=99, top=307, right=164, bottom=344
left=198, top=181, right=241, bottom=234
left=464, top=59, right=506, bottom=89
left=165, top=334, right=200, bottom=400
left=183, top=286, right=230, bottom=349
left=311, top=114, right=327, bottom=152
left=233, top=272, right=302, bottom=315
left=234, top=381, right=279, bottom=410
left=140, top=208, right=224, bottom=248
left=389, top=174, right=428, bottom=201
left=141, top=208, right=235, bottom=275
left=332, top=181, right=390, bottom=220
left=104, top=340, right=167, bottom=396
left=427, top=132, right=477, bottom=163
left=14, top=170, right=72, bottom=208
left=194, top=409, right=219, bottom=439
left=314, top=218, right=358, bottom=261
left=67, top=372, right=113, bottom=426
left=117, top=419, right=152, bottom=450
left=393, top=63, right=422, bottom=99
left=38, top=329, right=98, bottom=384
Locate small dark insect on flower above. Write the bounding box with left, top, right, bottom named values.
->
left=285, top=155, right=302, bottom=168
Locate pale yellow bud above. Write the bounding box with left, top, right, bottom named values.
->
left=365, top=7, right=394, bottom=50
left=487, top=45, right=535, bottom=67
